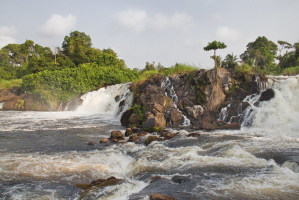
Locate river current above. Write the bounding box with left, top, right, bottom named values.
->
left=0, top=77, right=299, bottom=200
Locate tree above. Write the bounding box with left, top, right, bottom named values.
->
left=240, top=36, right=277, bottom=70
left=210, top=55, right=222, bottom=68
left=203, top=41, right=227, bottom=68
left=221, top=53, right=238, bottom=69
left=62, top=31, right=96, bottom=66
left=277, top=40, right=292, bottom=55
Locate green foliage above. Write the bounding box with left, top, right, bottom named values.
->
left=222, top=53, right=238, bottom=69
left=0, top=79, right=22, bottom=89
left=203, top=40, right=227, bottom=68
left=234, top=63, right=253, bottom=76
left=15, top=100, right=25, bottom=110
left=282, top=66, right=299, bottom=76
left=139, top=69, right=159, bottom=80
left=152, top=126, right=162, bottom=132
left=21, top=63, right=139, bottom=105
left=240, top=36, right=278, bottom=70
left=226, top=85, right=239, bottom=95
left=160, top=63, right=198, bottom=76
left=130, top=104, right=145, bottom=124
left=30, top=101, right=38, bottom=111
left=94, top=48, right=126, bottom=68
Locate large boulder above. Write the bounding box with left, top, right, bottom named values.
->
left=259, top=88, right=274, bottom=101
left=110, top=130, right=125, bottom=140
left=170, top=109, right=183, bottom=125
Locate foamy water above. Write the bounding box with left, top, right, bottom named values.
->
left=0, top=79, right=299, bottom=199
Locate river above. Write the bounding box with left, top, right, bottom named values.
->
left=0, top=77, right=299, bottom=200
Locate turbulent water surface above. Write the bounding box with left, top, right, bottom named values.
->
left=0, top=79, right=299, bottom=200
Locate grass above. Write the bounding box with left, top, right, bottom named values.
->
left=282, top=66, right=299, bottom=76
left=0, top=79, right=22, bottom=89
left=161, top=63, right=199, bottom=76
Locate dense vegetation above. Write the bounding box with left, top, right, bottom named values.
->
left=0, top=31, right=298, bottom=106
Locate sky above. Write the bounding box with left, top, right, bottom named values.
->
left=1, top=0, right=299, bottom=69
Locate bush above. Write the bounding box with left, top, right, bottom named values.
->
left=21, top=63, right=139, bottom=106
left=0, top=79, right=22, bottom=89
left=161, top=63, right=198, bottom=76
left=234, top=63, right=253, bottom=76
left=282, top=66, right=299, bottom=76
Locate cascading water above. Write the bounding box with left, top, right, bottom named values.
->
left=242, top=76, right=299, bottom=136
left=161, top=77, right=190, bottom=126
left=76, top=83, right=133, bottom=119
left=0, top=102, right=4, bottom=109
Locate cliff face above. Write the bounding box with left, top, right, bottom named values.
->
left=121, top=68, right=268, bottom=131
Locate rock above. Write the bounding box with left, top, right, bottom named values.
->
left=88, top=141, right=94, bottom=145
left=110, top=138, right=119, bottom=143
left=121, top=109, right=134, bottom=126
left=165, top=133, right=176, bottom=140
left=219, top=122, right=241, bottom=130
left=138, top=131, right=148, bottom=136
left=100, top=138, right=108, bottom=143
left=125, top=128, right=133, bottom=137
left=214, top=120, right=227, bottom=127
left=129, top=114, right=140, bottom=125
left=128, top=134, right=139, bottom=142
left=67, top=97, right=83, bottom=111
left=132, top=127, right=138, bottom=133
left=145, top=136, right=161, bottom=145
left=171, top=175, right=191, bottom=183
left=200, top=116, right=212, bottom=124
left=150, top=193, right=175, bottom=200
left=76, top=176, right=121, bottom=191
left=150, top=176, right=162, bottom=183
left=160, top=130, right=168, bottom=137
left=110, top=130, right=125, bottom=140
left=143, top=117, right=165, bottom=133
left=187, top=132, right=200, bottom=137
left=201, top=123, right=215, bottom=130
left=170, top=109, right=183, bottom=126
left=115, top=95, right=121, bottom=102
left=0, top=89, right=17, bottom=102
left=259, top=88, right=274, bottom=101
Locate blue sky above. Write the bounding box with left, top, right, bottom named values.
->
left=1, top=0, right=299, bottom=69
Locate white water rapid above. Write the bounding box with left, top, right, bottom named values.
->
left=0, top=102, right=4, bottom=109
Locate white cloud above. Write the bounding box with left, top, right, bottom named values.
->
left=115, top=10, right=196, bottom=33
left=216, top=26, right=242, bottom=42
left=115, top=9, right=147, bottom=32
left=39, top=14, right=77, bottom=37
left=0, top=26, right=17, bottom=48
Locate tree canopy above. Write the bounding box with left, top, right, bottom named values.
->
left=203, top=41, right=227, bottom=68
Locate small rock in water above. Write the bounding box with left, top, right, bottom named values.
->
left=110, top=130, right=125, bottom=140
left=187, top=132, right=200, bottom=137
left=164, top=133, right=176, bottom=140
left=149, top=176, right=162, bottom=183
left=128, top=134, right=139, bottom=142
left=138, top=130, right=148, bottom=136
left=75, top=176, right=121, bottom=191
left=100, top=138, right=108, bottom=143
left=125, top=128, right=133, bottom=136
left=132, top=127, right=138, bottom=133
left=150, top=193, right=175, bottom=200
left=171, top=175, right=191, bottom=183
left=145, top=136, right=161, bottom=145
left=88, top=141, right=94, bottom=145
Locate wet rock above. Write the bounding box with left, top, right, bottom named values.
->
left=129, top=114, right=139, bottom=125
left=170, top=109, right=183, bottom=126
left=219, top=122, right=241, bottom=130
left=132, top=127, right=138, bottom=133
left=128, top=134, right=139, bottom=142
left=160, top=130, right=168, bottom=137
left=121, top=108, right=134, bottom=126
left=100, top=138, right=108, bottom=143
left=184, top=105, right=204, bottom=119
left=150, top=193, right=175, bottom=200
left=214, top=120, right=227, bottom=127
left=230, top=116, right=240, bottom=123
left=149, top=176, right=162, bottom=183
left=88, top=141, right=94, bottom=145
left=259, top=88, right=274, bottom=101
left=145, top=136, right=161, bottom=145
left=201, top=123, right=215, bottom=130
left=110, top=130, right=125, bottom=140
left=110, top=138, right=119, bottom=143
left=125, top=128, right=133, bottom=137
left=138, top=131, right=148, bottom=136
left=115, top=95, right=121, bottom=102
left=171, top=175, right=191, bottom=183
left=76, top=176, right=121, bottom=191
left=143, top=117, right=165, bottom=133
left=187, top=132, right=200, bottom=137
left=165, top=133, right=176, bottom=140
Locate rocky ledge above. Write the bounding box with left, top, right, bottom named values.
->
left=121, top=68, right=273, bottom=132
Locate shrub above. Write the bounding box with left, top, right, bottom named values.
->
left=282, top=66, right=299, bottom=76
left=234, top=63, right=253, bottom=76
left=0, top=79, right=22, bottom=89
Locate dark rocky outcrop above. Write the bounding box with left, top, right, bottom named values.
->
left=150, top=193, right=175, bottom=200
left=259, top=88, right=275, bottom=101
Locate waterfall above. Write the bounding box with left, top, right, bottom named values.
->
left=242, top=76, right=299, bottom=136
left=218, top=103, right=230, bottom=121
left=64, top=102, right=70, bottom=111
left=161, top=77, right=190, bottom=126
left=0, top=102, right=4, bottom=109
left=57, top=102, right=63, bottom=112
left=76, top=83, right=133, bottom=118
